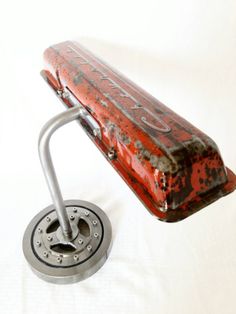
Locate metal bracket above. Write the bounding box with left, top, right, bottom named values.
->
left=58, top=87, right=102, bottom=139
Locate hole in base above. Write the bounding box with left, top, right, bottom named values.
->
left=51, top=243, right=76, bottom=253
left=46, top=220, right=60, bottom=233
left=78, top=219, right=90, bottom=237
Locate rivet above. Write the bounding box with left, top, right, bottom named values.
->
left=78, top=238, right=83, bottom=245
left=37, top=228, right=42, bottom=234
left=94, top=233, right=99, bottom=238
left=46, top=216, right=51, bottom=222
left=70, top=215, right=75, bottom=221
left=92, top=220, right=97, bottom=226
left=84, top=210, right=89, bottom=216
left=73, top=208, right=77, bottom=213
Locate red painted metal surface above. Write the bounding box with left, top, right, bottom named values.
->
left=41, top=41, right=236, bottom=222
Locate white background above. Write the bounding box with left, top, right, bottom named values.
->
left=0, top=1, right=236, bottom=313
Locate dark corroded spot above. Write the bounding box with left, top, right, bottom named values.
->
left=157, top=156, right=173, bottom=173
left=119, top=133, right=131, bottom=145
left=135, top=140, right=143, bottom=149
left=150, top=155, right=158, bottom=167
left=143, top=150, right=151, bottom=160
left=100, top=100, right=108, bottom=107
left=73, top=71, right=84, bottom=85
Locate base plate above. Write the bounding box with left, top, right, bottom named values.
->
left=23, top=200, right=112, bottom=284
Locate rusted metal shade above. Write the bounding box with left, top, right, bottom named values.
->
left=41, top=41, right=236, bottom=222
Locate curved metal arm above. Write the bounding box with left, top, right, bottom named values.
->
left=38, top=107, right=83, bottom=239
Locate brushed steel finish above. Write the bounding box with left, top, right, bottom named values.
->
left=38, top=105, right=101, bottom=239
left=23, top=200, right=112, bottom=284
left=38, top=107, right=82, bottom=238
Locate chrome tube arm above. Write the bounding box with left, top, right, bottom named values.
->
left=38, top=106, right=84, bottom=239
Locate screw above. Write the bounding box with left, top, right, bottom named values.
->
left=74, top=255, right=79, bottom=261
left=73, top=208, right=77, bottom=213
left=78, top=238, right=83, bottom=245
left=43, top=251, right=48, bottom=258
left=84, top=211, right=89, bottom=216
left=70, top=215, right=75, bottom=221
left=56, top=90, right=63, bottom=97
left=36, top=240, right=41, bottom=247
left=94, top=233, right=99, bottom=238
left=46, top=216, right=51, bottom=222
left=108, top=149, right=116, bottom=160
left=159, top=201, right=168, bottom=213
left=87, top=245, right=92, bottom=252
left=57, top=257, right=62, bottom=264
left=37, top=228, right=42, bottom=234
left=47, top=236, right=53, bottom=242
left=62, top=91, right=70, bottom=99
left=92, top=220, right=97, bottom=226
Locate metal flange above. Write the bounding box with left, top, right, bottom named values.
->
left=23, top=200, right=112, bottom=284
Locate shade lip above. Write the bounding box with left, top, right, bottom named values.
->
left=163, top=167, right=236, bottom=223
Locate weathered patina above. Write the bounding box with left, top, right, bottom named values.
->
left=41, top=41, right=236, bottom=222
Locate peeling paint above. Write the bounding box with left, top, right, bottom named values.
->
left=44, top=41, right=236, bottom=222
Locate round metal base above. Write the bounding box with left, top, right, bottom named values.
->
left=23, top=200, right=112, bottom=284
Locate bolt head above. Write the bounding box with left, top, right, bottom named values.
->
left=74, top=255, right=79, bottom=261
left=94, top=233, right=99, bottom=238
left=87, top=245, right=92, bottom=252
left=57, top=257, right=62, bottom=263
left=78, top=239, right=83, bottom=245
left=73, top=208, right=77, bottom=213
left=47, top=236, right=53, bottom=242
left=70, top=215, right=75, bottom=221
left=37, top=228, right=42, bottom=234
left=84, top=211, right=89, bottom=216
left=56, top=90, right=63, bottom=97
left=108, top=150, right=116, bottom=160
left=92, top=220, right=97, bottom=226
left=36, top=240, right=41, bottom=247
left=46, top=217, right=51, bottom=222
left=43, top=251, right=48, bottom=258
left=62, top=91, right=70, bottom=99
